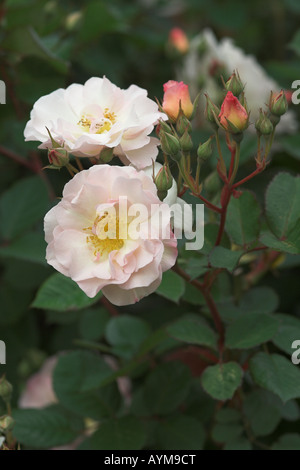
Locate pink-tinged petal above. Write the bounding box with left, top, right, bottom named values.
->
left=102, top=276, right=162, bottom=306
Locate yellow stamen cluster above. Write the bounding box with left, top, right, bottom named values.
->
left=84, top=212, right=125, bottom=260
left=78, top=108, right=117, bottom=134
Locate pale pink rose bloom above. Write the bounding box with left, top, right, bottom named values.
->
left=44, top=165, right=178, bottom=306
left=162, top=80, right=193, bottom=121
left=19, top=357, right=58, bottom=409
left=24, top=77, right=167, bottom=169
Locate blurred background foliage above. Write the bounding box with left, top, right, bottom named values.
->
left=0, top=0, right=300, bottom=450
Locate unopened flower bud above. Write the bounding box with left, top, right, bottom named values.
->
left=168, top=28, right=189, bottom=54
left=48, top=148, right=69, bottom=168
left=179, top=129, right=193, bottom=152
left=255, top=110, right=273, bottom=135
left=204, top=94, right=220, bottom=130
left=197, top=136, right=213, bottom=161
left=225, top=70, right=244, bottom=97
left=176, top=112, right=192, bottom=136
left=160, top=132, right=180, bottom=157
left=219, top=91, right=249, bottom=133
left=0, top=415, right=14, bottom=433
left=154, top=164, right=173, bottom=192
left=0, top=377, right=12, bottom=404
left=269, top=90, right=288, bottom=116
left=100, top=147, right=114, bottom=163
left=162, top=80, right=193, bottom=121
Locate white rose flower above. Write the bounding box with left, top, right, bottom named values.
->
left=24, top=77, right=167, bottom=169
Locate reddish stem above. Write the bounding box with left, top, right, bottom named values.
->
left=192, top=192, right=222, bottom=213
left=232, top=166, right=263, bottom=189
left=215, top=184, right=231, bottom=246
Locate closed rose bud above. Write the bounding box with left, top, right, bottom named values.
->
left=176, top=112, right=192, bottom=136
left=0, top=377, right=12, bottom=404
left=160, top=132, right=181, bottom=158
left=225, top=70, right=244, bottom=97
left=204, top=94, right=220, bottom=129
left=219, top=91, right=249, bottom=133
left=197, top=136, right=213, bottom=161
left=162, top=80, right=193, bottom=122
left=255, top=110, right=273, bottom=135
left=155, top=164, right=173, bottom=192
left=168, top=28, right=189, bottom=54
left=48, top=148, right=69, bottom=168
left=269, top=90, right=288, bottom=116
left=179, top=129, right=193, bottom=152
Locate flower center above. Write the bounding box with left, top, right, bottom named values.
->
left=78, top=108, right=117, bottom=134
left=84, top=211, right=125, bottom=261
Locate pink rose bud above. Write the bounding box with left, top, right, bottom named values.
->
left=219, top=91, right=249, bottom=133
left=284, top=90, right=293, bottom=104
left=162, top=80, right=193, bottom=122
left=168, top=28, right=189, bottom=54
left=269, top=90, right=288, bottom=116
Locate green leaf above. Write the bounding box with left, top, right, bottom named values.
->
left=13, top=405, right=83, bottom=449
left=105, top=315, right=151, bottom=359
left=156, top=270, right=185, bottom=303
left=272, top=433, right=300, bottom=450
left=0, top=175, right=48, bottom=240
left=201, top=362, right=243, bottom=401
left=182, top=282, right=205, bottom=305
left=265, top=173, right=300, bottom=239
left=212, top=423, right=243, bottom=444
left=215, top=408, right=240, bottom=424
left=249, top=352, right=300, bottom=402
left=224, top=439, right=252, bottom=450
left=225, top=191, right=261, bottom=246
left=243, top=390, right=281, bottom=437
left=53, top=351, right=121, bottom=419
left=184, top=257, right=208, bottom=280
left=32, top=273, right=102, bottom=311
left=79, top=308, right=110, bottom=341
left=209, top=246, right=243, bottom=272
left=272, top=314, right=300, bottom=354
left=260, top=228, right=300, bottom=254
left=166, top=315, right=217, bottom=350
left=225, top=313, right=279, bottom=349
left=143, top=362, right=192, bottom=415
left=157, top=415, right=205, bottom=450
left=0, top=231, right=47, bottom=264
left=78, top=416, right=146, bottom=450
left=218, top=286, right=279, bottom=323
